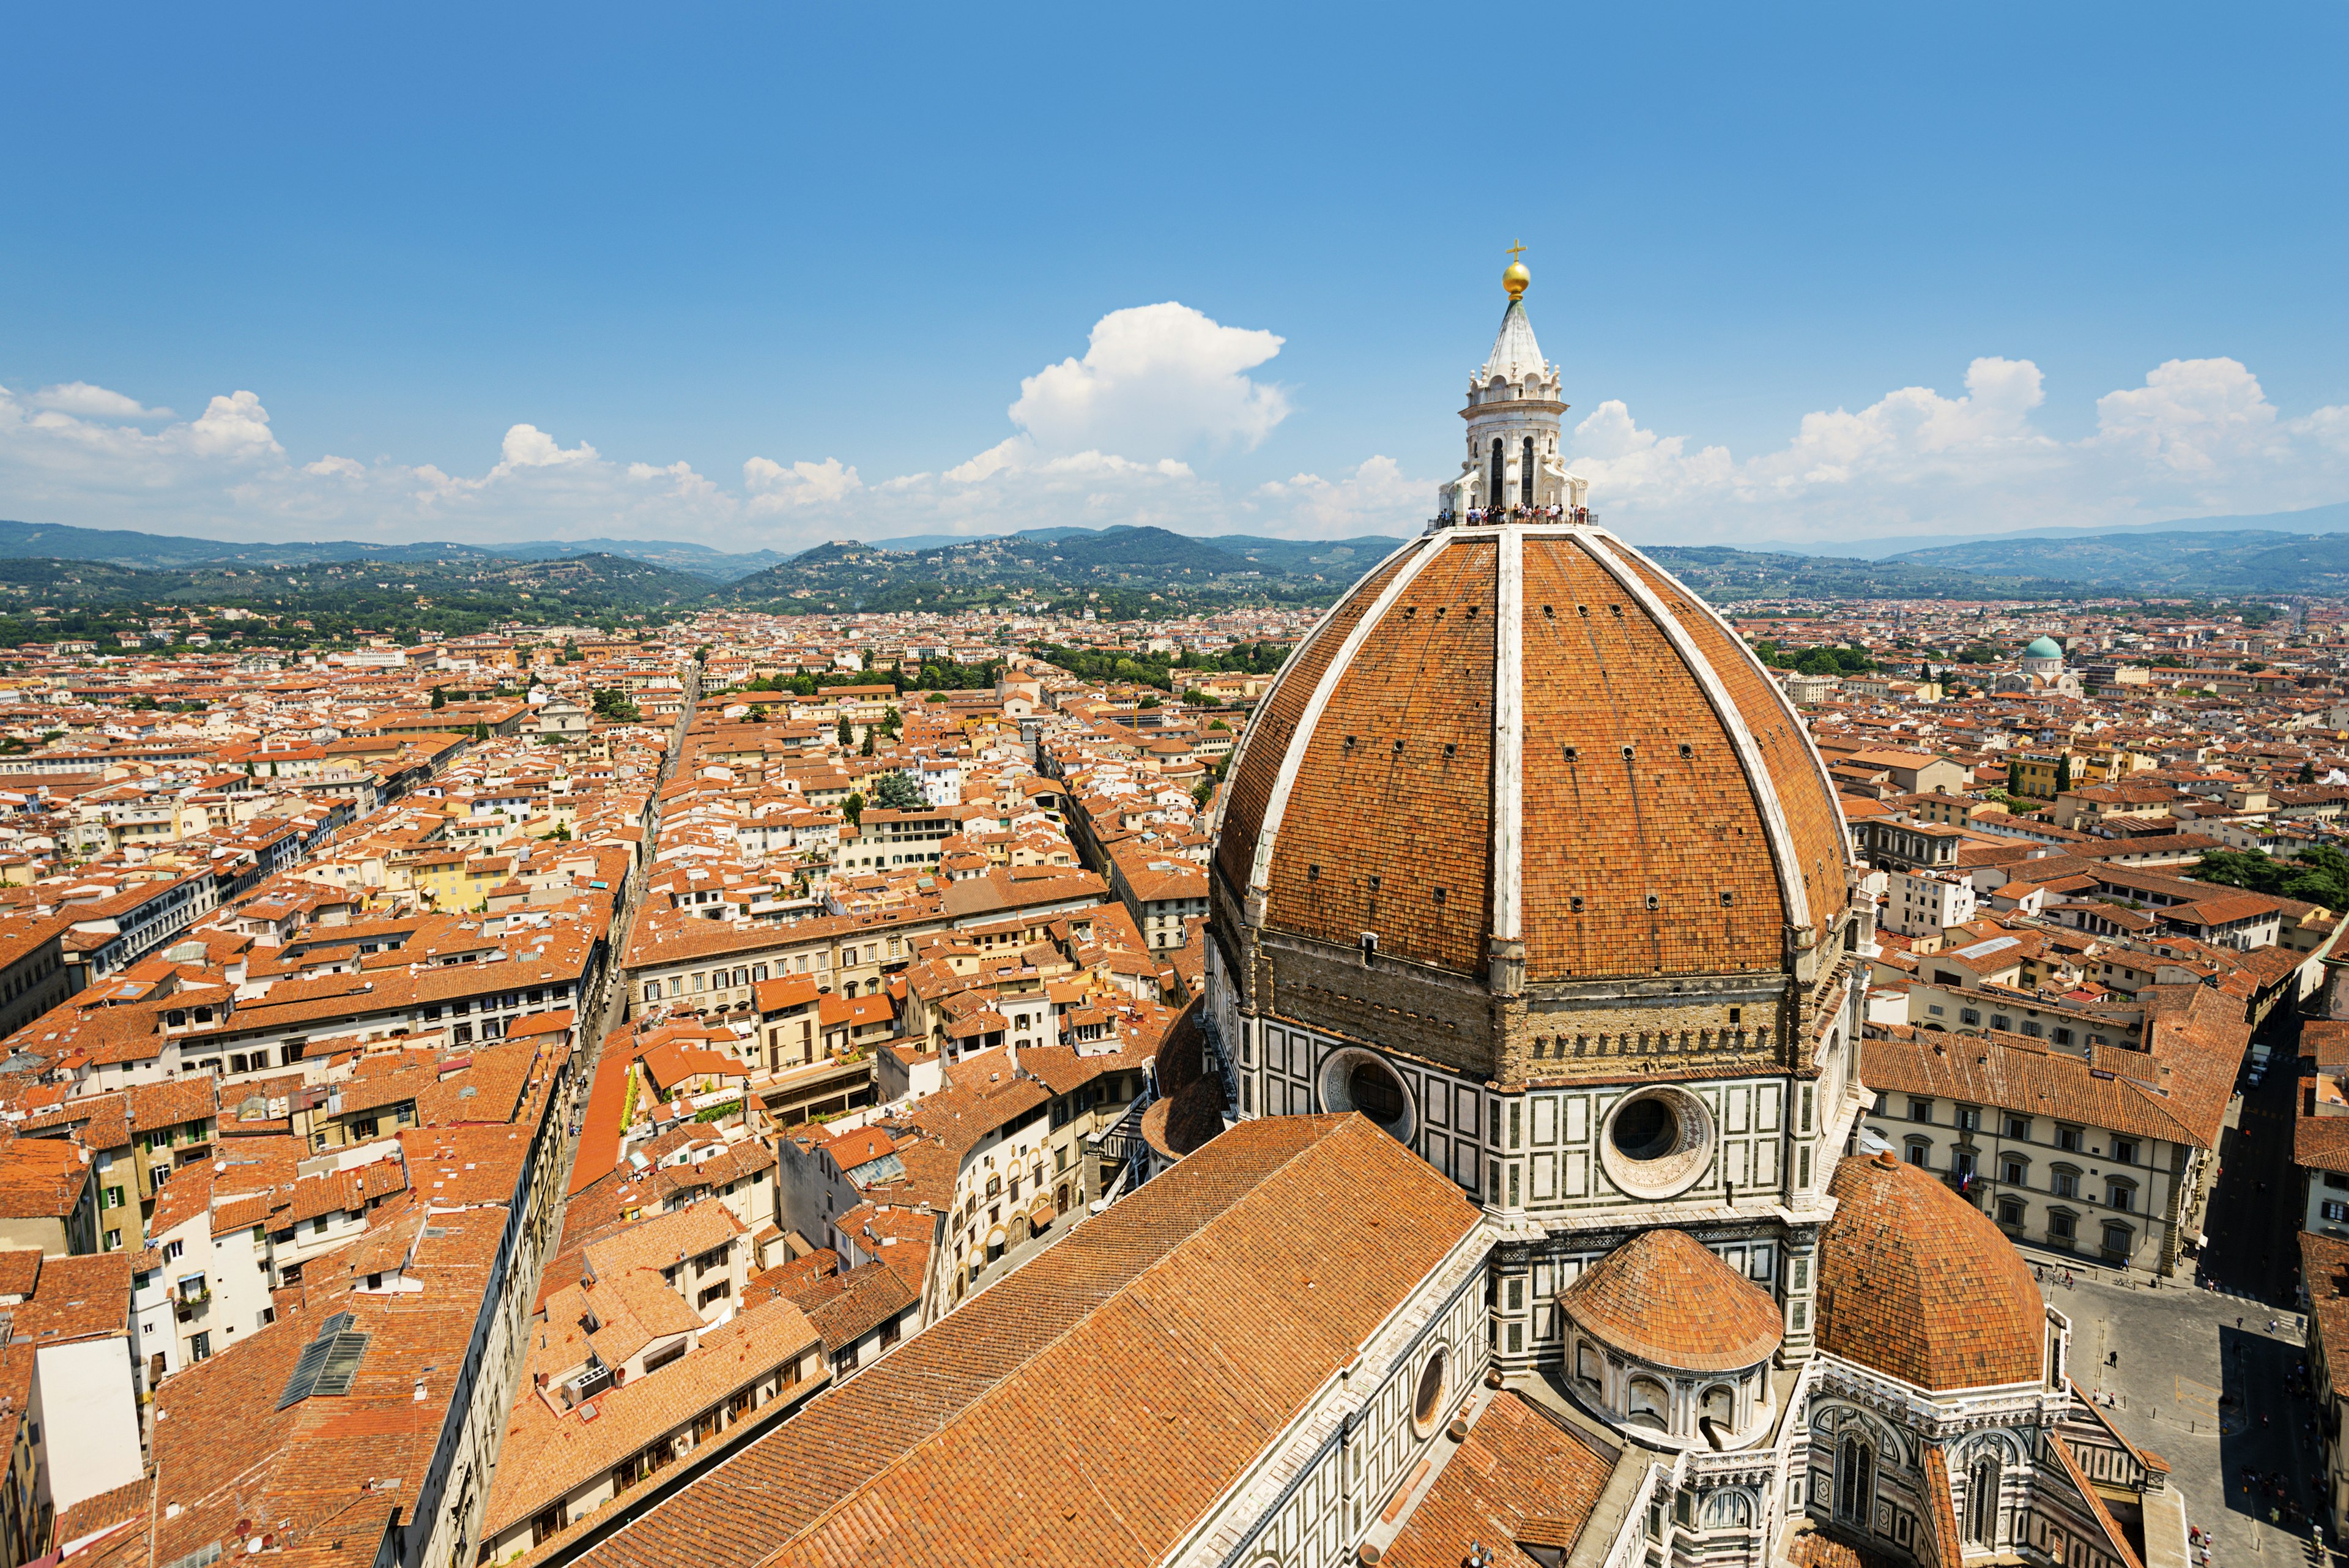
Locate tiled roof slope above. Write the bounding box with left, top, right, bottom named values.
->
left=1267, top=538, right=1499, bottom=976
left=1817, top=1153, right=2044, bottom=1392
left=1379, top=1391, right=1615, bottom=1568
left=572, top=1113, right=1481, bottom=1568
left=1559, top=1225, right=1782, bottom=1372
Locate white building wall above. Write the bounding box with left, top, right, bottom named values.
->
left=31, top=1337, right=143, bottom=1515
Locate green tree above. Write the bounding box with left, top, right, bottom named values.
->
left=842, top=791, right=864, bottom=828
left=859, top=728, right=876, bottom=757
left=2006, top=757, right=2024, bottom=797
left=2195, top=845, right=2349, bottom=912
left=1190, top=779, right=1213, bottom=811
left=1137, top=695, right=1162, bottom=710
left=837, top=713, right=853, bottom=747
left=430, top=686, right=447, bottom=710
left=870, top=771, right=925, bottom=811
left=2055, top=754, right=2075, bottom=793
left=749, top=704, right=770, bottom=723
left=2299, top=759, right=2318, bottom=785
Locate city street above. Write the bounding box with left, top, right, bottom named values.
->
left=2199, top=1007, right=2309, bottom=1309
left=2060, top=1259, right=2324, bottom=1560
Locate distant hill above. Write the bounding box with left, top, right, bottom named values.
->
left=0, top=520, right=790, bottom=580
left=1644, top=546, right=2090, bottom=604
left=1754, top=499, right=2349, bottom=560
left=0, top=518, right=515, bottom=570
left=1879, top=527, right=2349, bottom=595
left=719, top=524, right=1373, bottom=614
left=0, top=513, right=2289, bottom=619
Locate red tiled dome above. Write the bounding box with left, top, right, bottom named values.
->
left=1558, top=1226, right=1783, bottom=1372
left=1817, top=1153, right=2046, bottom=1391
left=1213, top=522, right=1850, bottom=985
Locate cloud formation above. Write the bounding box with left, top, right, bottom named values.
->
left=1571, top=355, right=2349, bottom=542
left=1008, top=302, right=1290, bottom=458
left=2, top=311, right=2345, bottom=553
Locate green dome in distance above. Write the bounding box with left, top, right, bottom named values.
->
left=2022, top=636, right=2063, bottom=660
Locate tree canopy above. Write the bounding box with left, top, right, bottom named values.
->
left=2192, top=845, right=2349, bottom=913
left=868, top=771, right=926, bottom=811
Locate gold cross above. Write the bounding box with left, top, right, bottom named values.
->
left=1507, top=239, right=1526, bottom=264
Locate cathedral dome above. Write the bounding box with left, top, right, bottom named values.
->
left=1558, top=1226, right=1782, bottom=1373
left=2022, top=636, right=2064, bottom=660
left=1816, top=1153, right=2046, bottom=1391
left=1213, top=520, right=1852, bottom=987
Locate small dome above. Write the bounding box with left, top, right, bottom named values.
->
left=2022, top=636, right=2063, bottom=660
left=1817, top=1153, right=2045, bottom=1391
left=1559, top=1227, right=1782, bottom=1372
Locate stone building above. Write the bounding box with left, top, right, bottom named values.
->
left=531, top=263, right=2183, bottom=1568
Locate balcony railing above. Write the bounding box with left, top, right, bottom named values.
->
left=1430, top=508, right=1597, bottom=531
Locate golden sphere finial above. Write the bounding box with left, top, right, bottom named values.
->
left=1504, top=239, right=1529, bottom=300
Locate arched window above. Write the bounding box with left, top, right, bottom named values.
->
left=1575, top=1342, right=1601, bottom=1390
left=1490, top=438, right=1504, bottom=504
left=1627, top=1376, right=1668, bottom=1430
left=1966, top=1453, right=2001, bottom=1545
left=1835, top=1436, right=1876, bottom=1526
left=1521, top=436, right=1535, bottom=506
left=1701, top=1383, right=1734, bottom=1429
left=1703, top=1491, right=1753, bottom=1529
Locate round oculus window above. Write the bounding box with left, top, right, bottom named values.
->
left=1348, top=1061, right=1407, bottom=1127
left=1597, top=1087, right=1715, bottom=1200
left=1318, top=1048, right=1416, bottom=1143
left=1610, top=1096, right=1679, bottom=1162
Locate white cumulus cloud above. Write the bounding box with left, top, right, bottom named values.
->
left=5, top=317, right=2345, bottom=554
left=1008, top=302, right=1291, bottom=458
left=1569, top=355, right=2349, bottom=543
left=28, top=382, right=173, bottom=420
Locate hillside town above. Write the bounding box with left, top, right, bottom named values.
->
left=0, top=566, right=2337, bottom=1568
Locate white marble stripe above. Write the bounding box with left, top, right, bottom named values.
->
left=1491, top=526, right=1524, bottom=943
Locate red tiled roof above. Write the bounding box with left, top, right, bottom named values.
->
left=1559, top=1226, right=1781, bottom=1372
left=1817, top=1153, right=2044, bottom=1391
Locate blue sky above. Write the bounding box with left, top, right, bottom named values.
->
left=4, top=3, right=2344, bottom=551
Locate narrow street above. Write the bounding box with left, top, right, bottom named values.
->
left=2199, top=1006, right=2307, bottom=1307
left=545, top=664, right=697, bottom=1216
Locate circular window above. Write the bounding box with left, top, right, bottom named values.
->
left=1349, top=1061, right=1406, bottom=1125
left=1412, top=1346, right=1450, bottom=1435
left=1318, top=1049, right=1416, bottom=1143
left=1598, top=1087, right=1715, bottom=1200
left=1611, top=1097, right=1679, bottom=1162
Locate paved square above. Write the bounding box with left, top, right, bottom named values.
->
left=2049, top=1271, right=2320, bottom=1561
